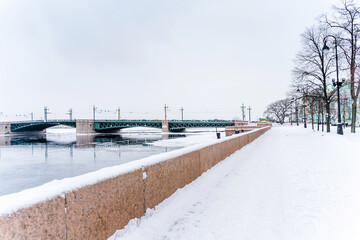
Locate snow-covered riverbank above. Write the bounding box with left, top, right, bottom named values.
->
left=110, top=126, right=360, bottom=240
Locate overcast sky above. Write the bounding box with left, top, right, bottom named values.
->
left=0, top=0, right=337, bottom=121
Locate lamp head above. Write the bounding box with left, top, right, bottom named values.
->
left=332, top=78, right=336, bottom=87
left=322, top=41, right=330, bottom=53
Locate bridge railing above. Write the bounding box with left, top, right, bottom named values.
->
left=95, top=119, right=162, bottom=122
left=8, top=119, right=235, bottom=123
left=10, top=120, right=76, bottom=123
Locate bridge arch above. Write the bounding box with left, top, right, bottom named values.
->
left=11, top=121, right=76, bottom=133
left=94, top=120, right=163, bottom=132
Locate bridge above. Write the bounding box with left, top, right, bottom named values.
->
left=0, top=119, right=236, bottom=134
left=9, top=120, right=76, bottom=132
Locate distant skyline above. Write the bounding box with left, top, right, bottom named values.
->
left=0, top=0, right=337, bottom=121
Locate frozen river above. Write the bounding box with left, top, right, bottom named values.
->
left=0, top=128, right=221, bottom=196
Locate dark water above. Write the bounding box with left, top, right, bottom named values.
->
left=0, top=131, right=186, bottom=196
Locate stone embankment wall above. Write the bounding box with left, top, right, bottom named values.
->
left=0, top=127, right=270, bottom=240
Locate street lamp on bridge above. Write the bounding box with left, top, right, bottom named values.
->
left=164, top=104, right=170, bottom=120
left=67, top=108, right=73, bottom=121
left=180, top=107, right=184, bottom=121
left=44, top=106, right=50, bottom=122
left=241, top=104, right=246, bottom=121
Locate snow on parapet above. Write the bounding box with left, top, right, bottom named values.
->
left=0, top=127, right=270, bottom=216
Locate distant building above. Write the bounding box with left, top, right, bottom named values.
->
left=329, top=80, right=358, bottom=125
left=296, top=79, right=360, bottom=126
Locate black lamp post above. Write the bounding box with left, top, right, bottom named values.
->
left=296, top=101, right=299, bottom=126
left=302, top=104, right=307, bottom=128
left=292, top=97, right=299, bottom=126
left=322, top=36, right=344, bottom=135
left=295, top=88, right=302, bottom=126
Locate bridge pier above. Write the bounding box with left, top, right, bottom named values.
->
left=234, top=120, right=248, bottom=127
left=76, top=120, right=96, bottom=134
left=0, top=122, right=11, bottom=135
left=76, top=135, right=95, bottom=147
left=0, top=136, right=10, bottom=146
left=162, top=120, right=169, bottom=133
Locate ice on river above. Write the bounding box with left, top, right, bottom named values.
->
left=0, top=127, right=223, bottom=197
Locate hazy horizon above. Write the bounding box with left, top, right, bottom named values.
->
left=0, top=0, right=336, bottom=121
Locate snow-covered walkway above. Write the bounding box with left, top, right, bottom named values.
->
left=109, top=126, right=360, bottom=240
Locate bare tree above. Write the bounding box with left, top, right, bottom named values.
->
left=300, top=86, right=325, bottom=130
left=293, top=24, right=336, bottom=132
left=264, top=98, right=292, bottom=124
left=305, top=94, right=317, bottom=130
left=326, top=0, right=360, bottom=132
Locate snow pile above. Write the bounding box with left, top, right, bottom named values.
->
left=109, top=126, right=360, bottom=240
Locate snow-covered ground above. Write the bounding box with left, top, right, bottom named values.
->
left=109, top=126, right=360, bottom=240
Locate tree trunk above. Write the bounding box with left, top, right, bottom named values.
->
left=311, top=105, right=314, bottom=130
left=322, top=111, right=324, bottom=132
left=351, top=100, right=357, bottom=133
left=317, top=102, right=320, bottom=131
left=326, top=103, right=331, bottom=133
left=343, top=101, right=346, bottom=129
left=317, top=112, right=320, bottom=131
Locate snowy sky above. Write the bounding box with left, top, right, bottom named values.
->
left=0, top=0, right=336, bottom=121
